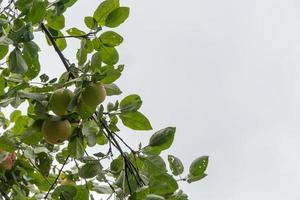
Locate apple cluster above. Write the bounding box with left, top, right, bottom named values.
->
left=41, top=82, right=107, bottom=144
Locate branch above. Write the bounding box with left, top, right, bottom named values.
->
left=52, top=31, right=100, bottom=39
left=0, top=187, right=9, bottom=200
left=40, top=23, right=74, bottom=79
left=44, top=155, right=70, bottom=199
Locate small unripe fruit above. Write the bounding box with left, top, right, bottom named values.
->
left=60, top=179, right=76, bottom=186
left=49, top=88, right=74, bottom=116
left=41, top=117, right=72, bottom=144
left=81, top=82, right=106, bottom=107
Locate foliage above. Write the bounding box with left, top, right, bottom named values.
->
left=0, top=0, right=209, bottom=199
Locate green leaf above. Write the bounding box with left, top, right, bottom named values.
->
left=101, top=66, right=121, bottom=84
left=52, top=185, right=77, bottom=199
left=91, top=51, right=102, bottom=72
left=104, top=83, right=122, bottom=96
left=120, top=111, right=152, bottom=130
left=0, top=135, right=16, bottom=152
left=35, top=152, right=52, bottom=176
left=74, top=186, right=89, bottom=200
left=67, top=27, right=86, bottom=36
left=23, top=41, right=41, bottom=79
left=68, top=137, right=85, bottom=159
left=10, top=110, right=21, bottom=122
left=120, top=94, right=142, bottom=112
left=46, top=13, right=65, bottom=30
left=76, top=40, right=88, bottom=65
left=187, top=156, right=209, bottom=183
left=78, top=161, right=102, bottom=179
left=27, top=0, right=47, bottom=24
left=168, top=190, right=189, bottom=200
left=0, top=77, right=5, bottom=96
left=144, top=127, right=176, bottom=155
left=145, top=194, right=165, bottom=200
left=92, top=185, right=113, bottom=194
left=93, top=0, right=120, bottom=25
left=168, top=155, right=184, bottom=176
left=99, top=31, right=123, bottom=47
left=55, top=31, right=67, bottom=51
left=21, top=127, right=43, bottom=145
left=9, top=48, right=28, bottom=74
left=0, top=45, right=8, bottom=60
left=100, top=46, right=119, bottom=65
left=82, top=121, right=99, bottom=147
left=149, top=173, right=178, bottom=195
left=84, top=16, right=97, bottom=30
left=105, top=7, right=130, bottom=28
left=143, top=155, right=167, bottom=176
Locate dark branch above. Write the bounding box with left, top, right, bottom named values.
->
left=40, top=23, right=75, bottom=79
left=44, top=155, right=70, bottom=199
left=52, top=31, right=99, bottom=39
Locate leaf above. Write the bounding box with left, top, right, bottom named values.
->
left=52, top=185, right=77, bottom=199
left=0, top=135, right=16, bottom=152
left=0, top=77, right=5, bottom=96
left=35, top=152, right=52, bottom=176
left=144, top=127, right=176, bottom=155
left=46, top=13, right=65, bottom=30
left=120, top=111, right=152, bottom=130
left=78, top=161, right=102, bottom=179
left=149, top=173, right=178, bottom=195
left=120, top=94, right=142, bottom=112
left=104, top=83, right=122, bottom=96
left=91, top=51, right=102, bottom=72
left=21, top=127, right=43, bottom=145
left=67, top=27, right=86, bottom=36
left=68, top=137, right=85, bottom=159
left=92, top=185, right=113, bottom=194
left=9, top=48, right=28, bottom=74
left=76, top=40, right=88, bottom=65
left=55, top=31, right=67, bottom=51
left=143, top=155, right=167, bottom=176
left=100, top=46, right=119, bottom=65
left=27, top=0, right=47, bottom=24
left=74, top=186, right=89, bottom=200
left=10, top=110, right=21, bottom=122
left=93, top=0, right=120, bottom=25
left=0, top=45, right=8, bottom=60
left=84, top=16, right=97, bottom=30
left=187, top=156, right=209, bottom=183
left=145, top=194, right=165, bottom=200
left=23, top=41, right=41, bottom=79
left=105, top=7, right=130, bottom=28
left=168, top=190, right=189, bottom=200
left=99, top=31, right=123, bottom=47
left=82, top=121, right=99, bottom=147
left=168, top=155, right=184, bottom=176
left=101, top=66, right=121, bottom=84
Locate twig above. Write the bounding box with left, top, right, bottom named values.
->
left=52, top=31, right=99, bottom=39
left=40, top=23, right=74, bottom=79
left=28, top=158, right=52, bottom=186
left=0, top=187, right=9, bottom=200
left=44, top=155, right=70, bottom=199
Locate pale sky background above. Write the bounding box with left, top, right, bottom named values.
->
left=29, top=0, right=300, bottom=199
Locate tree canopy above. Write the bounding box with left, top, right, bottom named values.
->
left=0, top=0, right=209, bottom=199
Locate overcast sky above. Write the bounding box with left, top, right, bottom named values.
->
left=31, top=0, right=300, bottom=199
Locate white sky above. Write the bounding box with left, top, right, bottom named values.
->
left=31, top=0, right=300, bottom=199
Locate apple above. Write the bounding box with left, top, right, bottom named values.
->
left=41, top=117, right=72, bottom=144
left=49, top=88, right=74, bottom=116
